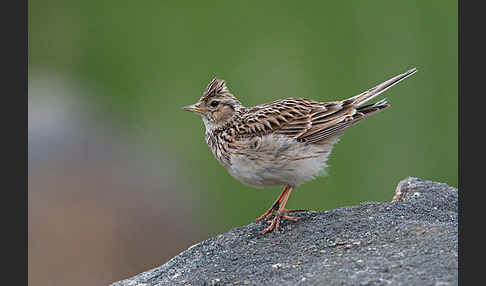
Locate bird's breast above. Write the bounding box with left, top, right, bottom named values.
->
left=205, top=131, right=232, bottom=167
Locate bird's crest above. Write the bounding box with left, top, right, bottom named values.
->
left=200, top=77, right=234, bottom=102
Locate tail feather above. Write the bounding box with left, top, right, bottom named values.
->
left=346, top=68, right=417, bottom=107
left=357, top=98, right=390, bottom=116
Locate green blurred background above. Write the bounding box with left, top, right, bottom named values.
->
left=28, top=1, right=457, bottom=285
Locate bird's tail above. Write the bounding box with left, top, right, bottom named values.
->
left=356, top=98, right=390, bottom=117
left=345, top=68, right=417, bottom=107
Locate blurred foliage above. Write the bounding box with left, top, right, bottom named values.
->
left=29, top=0, right=457, bottom=235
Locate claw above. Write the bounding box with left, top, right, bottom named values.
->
left=260, top=212, right=299, bottom=234
left=256, top=186, right=300, bottom=234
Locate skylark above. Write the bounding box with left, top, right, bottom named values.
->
left=184, top=68, right=417, bottom=234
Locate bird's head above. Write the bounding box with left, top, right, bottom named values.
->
left=183, top=77, right=243, bottom=131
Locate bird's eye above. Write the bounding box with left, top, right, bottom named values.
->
left=210, top=101, right=219, bottom=108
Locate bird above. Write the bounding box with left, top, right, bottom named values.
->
left=183, top=68, right=417, bottom=234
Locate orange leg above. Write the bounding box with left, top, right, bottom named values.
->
left=254, top=185, right=291, bottom=223
left=256, top=185, right=301, bottom=234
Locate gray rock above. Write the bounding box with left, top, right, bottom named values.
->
left=110, top=177, right=458, bottom=286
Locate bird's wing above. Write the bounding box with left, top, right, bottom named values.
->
left=235, top=98, right=385, bottom=144
left=234, top=68, right=416, bottom=143
left=296, top=99, right=389, bottom=144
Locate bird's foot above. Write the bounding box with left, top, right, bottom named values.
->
left=254, top=201, right=280, bottom=224
left=261, top=210, right=298, bottom=234
left=259, top=209, right=307, bottom=234
left=254, top=186, right=306, bottom=234
left=261, top=208, right=307, bottom=224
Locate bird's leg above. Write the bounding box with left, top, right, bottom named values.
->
left=261, top=186, right=298, bottom=234
left=254, top=185, right=290, bottom=223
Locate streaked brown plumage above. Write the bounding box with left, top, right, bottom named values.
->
left=184, top=68, right=417, bottom=234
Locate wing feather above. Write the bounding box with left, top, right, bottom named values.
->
left=235, top=97, right=369, bottom=143
left=233, top=68, right=414, bottom=143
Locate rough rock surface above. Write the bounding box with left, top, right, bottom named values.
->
left=110, top=177, right=458, bottom=286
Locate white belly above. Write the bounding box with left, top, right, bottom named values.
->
left=226, top=134, right=339, bottom=188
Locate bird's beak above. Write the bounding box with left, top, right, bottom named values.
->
left=183, top=104, right=208, bottom=114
